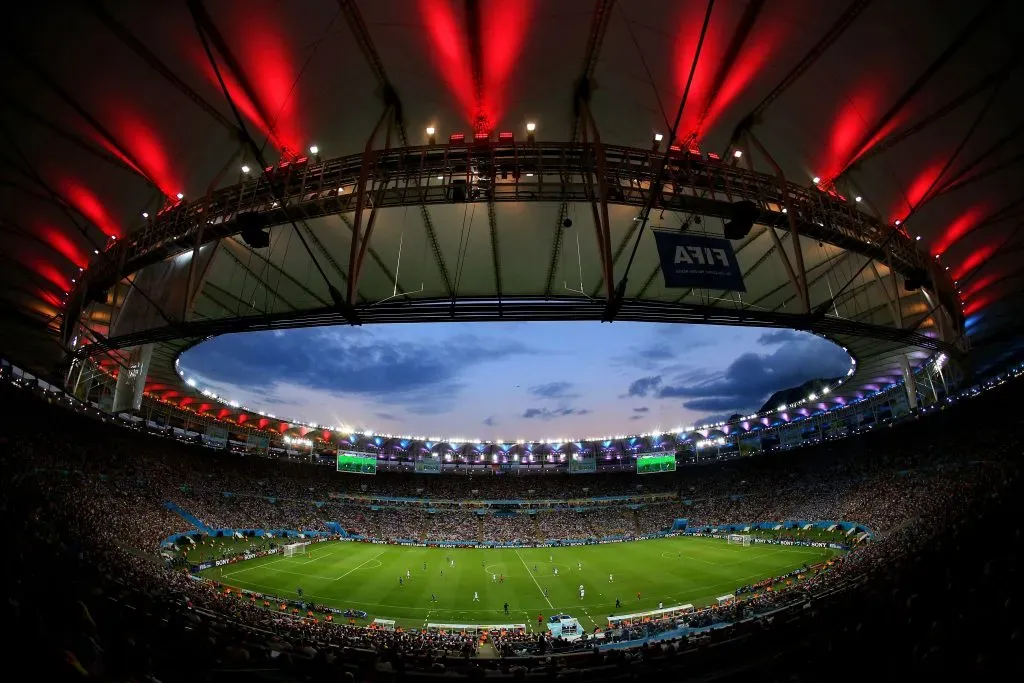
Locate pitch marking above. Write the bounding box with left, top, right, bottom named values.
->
left=332, top=549, right=387, bottom=582
left=514, top=549, right=554, bottom=609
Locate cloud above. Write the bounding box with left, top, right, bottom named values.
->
left=633, top=406, right=649, bottom=413
left=482, top=416, right=497, bottom=426
left=627, top=376, right=662, bottom=397
left=654, top=336, right=850, bottom=412
left=630, top=415, right=643, bottom=421
left=375, top=412, right=397, bottom=421
left=757, top=330, right=803, bottom=346
left=180, top=327, right=534, bottom=410
left=522, top=407, right=590, bottom=421
left=681, top=397, right=744, bottom=412
left=527, top=381, right=579, bottom=400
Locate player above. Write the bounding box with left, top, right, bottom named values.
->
left=481, top=560, right=485, bottom=568
left=473, top=591, right=479, bottom=602
left=503, top=602, right=509, bottom=615
left=431, top=593, right=437, bottom=602
left=658, top=601, right=663, bottom=609
left=615, top=598, right=621, bottom=608
left=399, top=576, right=403, bottom=587
left=492, top=573, right=497, bottom=583
left=296, top=586, right=303, bottom=598
left=534, top=565, right=538, bottom=573
left=500, top=574, right=504, bottom=583
left=406, top=569, right=411, bottom=579
left=636, top=591, right=641, bottom=601
left=450, top=558, right=455, bottom=568
left=578, top=562, right=582, bottom=571
left=579, top=587, right=585, bottom=600
left=537, top=613, right=544, bottom=627
left=609, top=574, right=614, bottom=583
left=543, top=588, right=549, bottom=598
left=549, top=554, right=553, bottom=562
left=423, top=562, right=426, bottom=571
left=578, top=584, right=584, bottom=592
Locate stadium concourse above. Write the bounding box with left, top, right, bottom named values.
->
left=3, top=366, right=1022, bottom=680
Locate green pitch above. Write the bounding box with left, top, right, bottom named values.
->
left=201, top=536, right=837, bottom=630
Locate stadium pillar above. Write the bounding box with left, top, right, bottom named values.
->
left=347, top=104, right=396, bottom=305
left=899, top=354, right=919, bottom=410
left=744, top=131, right=810, bottom=313
left=577, top=100, right=615, bottom=300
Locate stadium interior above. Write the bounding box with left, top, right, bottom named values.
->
left=2, top=1, right=1024, bottom=681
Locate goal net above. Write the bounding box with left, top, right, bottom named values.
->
left=726, top=534, right=752, bottom=546
left=283, top=542, right=310, bottom=557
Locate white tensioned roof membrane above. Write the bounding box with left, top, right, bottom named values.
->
left=1, top=0, right=1021, bottom=437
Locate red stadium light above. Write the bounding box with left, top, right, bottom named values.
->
left=474, top=132, right=491, bottom=142
left=706, top=152, right=721, bottom=162
left=498, top=131, right=514, bottom=142
left=687, top=148, right=701, bottom=161
left=668, top=144, right=682, bottom=155
left=278, top=161, right=291, bottom=170
left=449, top=133, right=465, bottom=144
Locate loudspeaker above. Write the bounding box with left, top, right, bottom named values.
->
left=723, top=200, right=759, bottom=240
left=238, top=213, right=270, bottom=249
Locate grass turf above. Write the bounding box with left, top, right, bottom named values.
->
left=200, top=537, right=837, bottom=631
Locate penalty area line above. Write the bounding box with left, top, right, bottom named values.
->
left=514, top=549, right=553, bottom=609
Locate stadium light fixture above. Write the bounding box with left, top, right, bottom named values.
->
left=653, top=132, right=664, bottom=142
left=176, top=192, right=184, bottom=200
left=241, top=165, right=250, bottom=174
left=894, top=219, right=901, bottom=226
left=855, top=196, right=862, bottom=202
left=142, top=212, right=149, bottom=218
left=916, top=235, right=921, bottom=241
left=426, top=126, right=435, bottom=135
left=93, top=249, right=99, bottom=254
left=426, top=126, right=437, bottom=145
left=309, top=145, right=319, bottom=155
left=733, top=149, right=743, bottom=158
left=526, top=122, right=536, bottom=132
left=812, top=176, right=820, bottom=184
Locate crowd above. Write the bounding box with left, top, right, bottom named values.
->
left=3, top=371, right=1022, bottom=680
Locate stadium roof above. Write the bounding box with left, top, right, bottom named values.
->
left=2, top=0, right=1022, bottom=439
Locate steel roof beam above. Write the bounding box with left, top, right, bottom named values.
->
left=78, top=295, right=959, bottom=359
left=336, top=0, right=453, bottom=300
left=543, top=0, right=615, bottom=298
left=86, top=0, right=240, bottom=138
left=733, top=0, right=873, bottom=139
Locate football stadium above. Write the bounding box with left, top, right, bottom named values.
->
left=2, top=1, right=1023, bottom=680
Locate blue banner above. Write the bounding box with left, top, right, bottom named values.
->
left=653, top=231, right=746, bottom=292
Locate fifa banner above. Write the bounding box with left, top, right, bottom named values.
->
left=246, top=434, right=270, bottom=455
left=204, top=425, right=229, bottom=449
left=653, top=231, right=746, bottom=292
left=415, top=455, right=442, bottom=474
left=570, top=453, right=597, bottom=474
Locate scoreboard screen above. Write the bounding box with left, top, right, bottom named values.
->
left=636, top=453, right=676, bottom=474
left=336, top=451, right=377, bottom=475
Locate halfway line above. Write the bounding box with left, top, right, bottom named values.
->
left=514, top=549, right=553, bottom=609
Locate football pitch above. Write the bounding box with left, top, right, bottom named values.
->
left=202, top=537, right=837, bottom=630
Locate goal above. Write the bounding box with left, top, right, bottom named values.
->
left=726, top=534, right=752, bottom=547
left=283, top=542, right=310, bottom=557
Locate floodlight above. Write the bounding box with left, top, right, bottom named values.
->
left=855, top=196, right=862, bottom=202
left=812, top=176, right=820, bottom=184
left=241, top=165, right=250, bottom=173
left=176, top=192, right=184, bottom=200
left=653, top=132, right=664, bottom=142
left=916, top=235, right=921, bottom=241
left=426, top=126, right=435, bottom=135
left=142, top=212, right=149, bottom=218
left=894, top=219, right=901, bottom=226
left=309, top=145, right=319, bottom=155
left=526, top=122, right=536, bottom=132
left=733, top=149, right=743, bottom=158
